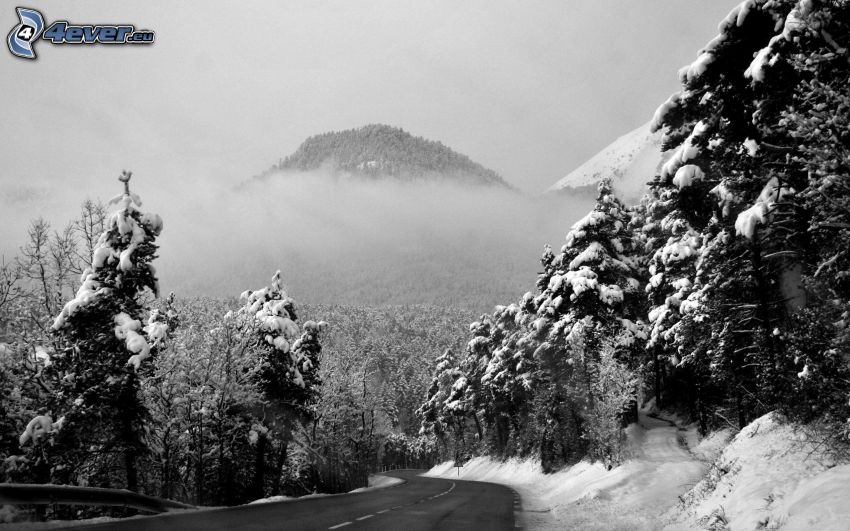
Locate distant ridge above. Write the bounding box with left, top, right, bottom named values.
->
left=547, top=121, right=663, bottom=203
left=254, top=124, right=513, bottom=188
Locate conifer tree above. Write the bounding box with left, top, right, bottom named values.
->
left=536, top=179, right=646, bottom=369
left=416, top=348, right=463, bottom=451
left=237, top=270, right=325, bottom=498
left=40, top=171, right=165, bottom=491
left=532, top=179, right=646, bottom=464
left=480, top=299, right=538, bottom=456
left=647, top=0, right=850, bottom=431
left=745, top=0, right=850, bottom=429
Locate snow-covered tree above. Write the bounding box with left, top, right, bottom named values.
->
left=584, top=340, right=639, bottom=469
left=417, top=348, right=463, bottom=446
left=534, top=179, right=647, bottom=379
left=143, top=296, right=262, bottom=505
left=411, top=0, right=850, bottom=474
left=646, top=0, right=850, bottom=432
left=480, top=299, right=538, bottom=456
left=434, top=180, right=649, bottom=467
left=754, top=0, right=850, bottom=431
left=237, top=270, right=326, bottom=498
left=38, top=171, right=165, bottom=491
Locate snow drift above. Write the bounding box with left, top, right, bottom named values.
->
left=425, top=411, right=710, bottom=530
left=665, top=412, right=850, bottom=531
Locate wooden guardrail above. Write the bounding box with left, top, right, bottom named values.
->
left=0, top=483, right=196, bottom=514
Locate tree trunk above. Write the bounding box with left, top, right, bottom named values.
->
left=250, top=432, right=267, bottom=500
left=120, top=373, right=139, bottom=493
left=471, top=411, right=483, bottom=441
left=654, top=348, right=662, bottom=408
left=271, top=438, right=289, bottom=495
left=125, top=449, right=138, bottom=493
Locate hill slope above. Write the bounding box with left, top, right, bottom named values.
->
left=547, top=121, right=663, bottom=203
left=254, top=124, right=512, bottom=188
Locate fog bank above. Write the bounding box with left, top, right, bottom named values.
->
left=1, top=171, right=594, bottom=312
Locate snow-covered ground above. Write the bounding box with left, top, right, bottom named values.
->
left=425, top=410, right=711, bottom=530
left=665, top=412, right=850, bottom=531
left=350, top=473, right=405, bottom=492
left=244, top=473, right=404, bottom=504
left=425, top=410, right=850, bottom=530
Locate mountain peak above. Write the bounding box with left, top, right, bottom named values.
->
left=547, top=121, right=662, bottom=203
left=255, top=124, right=513, bottom=188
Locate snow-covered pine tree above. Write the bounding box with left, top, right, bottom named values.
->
left=643, top=1, right=799, bottom=429
left=538, top=178, right=646, bottom=370
left=523, top=179, right=647, bottom=467
left=641, top=165, right=706, bottom=413
left=416, top=348, right=464, bottom=453
left=480, top=297, right=539, bottom=456
left=41, top=171, right=165, bottom=491
left=237, top=270, right=325, bottom=498
left=646, top=0, right=850, bottom=431
left=744, top=0, right=850, bottom=430
left=441, top=317, right=493, bottom=452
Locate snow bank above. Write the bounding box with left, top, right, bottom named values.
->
left=664, top=412, right=850, bottom=531
left=366, top=474, right=405, bottom=489
left=248, top=474, right=402, bottom=504
left=425, top=411, right=850, bottom=530
left=690, top=428, right=734, bottom=462
left=425, top=412, right=708, bottom=530
left=248, top=494, right=300, bottom=504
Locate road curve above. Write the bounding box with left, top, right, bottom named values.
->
left=67, top=470, right=518, bottom=531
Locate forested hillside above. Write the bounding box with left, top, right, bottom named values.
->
left=252, top=124, right=512, bottom=187
left=418, top=0, right=850, bottom=474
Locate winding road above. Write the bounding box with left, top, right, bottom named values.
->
left=68, top=470, right=519, bottom=530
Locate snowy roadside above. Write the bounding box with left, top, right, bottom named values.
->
left=0, top=474, right=404, bottom=529
left=664, top=412, right=850, bottom=531
left=249, top=472, right=404, bottom=503
left=425, top=409, right=850, bottom=531
left=424, top=410, right=718, bottom=530
left=349, top=473, right=405, bottom=492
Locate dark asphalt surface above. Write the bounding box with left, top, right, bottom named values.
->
left=67, top=470, right=519, bottom=530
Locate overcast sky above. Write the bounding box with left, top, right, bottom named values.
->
left=1, top=0, right=740, bottom=202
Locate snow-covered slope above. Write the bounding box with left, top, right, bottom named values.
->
left=425, top=409, right=710, bottom=530
left=426, top=409, right=850, bottom=531
left=665, top=412, right=850, bottom=531
left=548, top=121, right=663, bottom=204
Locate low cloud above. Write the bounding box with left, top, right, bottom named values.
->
left=1, top=170, right=594, bottom=312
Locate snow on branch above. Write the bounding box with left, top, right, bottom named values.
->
left=53, top=172, right=163, bottom=331
left=735, top=177, right=795, bottom=240
left=661, top=121, right=709, bottom=181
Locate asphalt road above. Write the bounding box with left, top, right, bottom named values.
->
left=68, top=470, right=519, bottom=530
